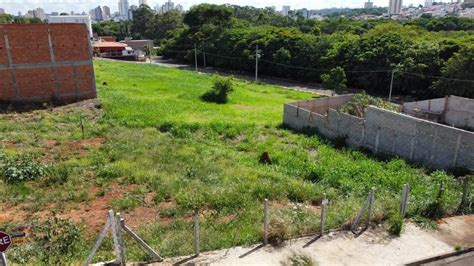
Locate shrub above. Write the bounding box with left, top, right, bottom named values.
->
left=339, top=92, right=400, bottom=117
left=201, top=76, right=234, bottom=104
left=267, top=218, right=288, bottom=246
left=287, top=253, right=317, bottom=266
left=320, top=67, right=347, bottom=91
left=32, top=217, right=82, bottom=264
left=0, top=153, right=45, bottom=183
left=387, top=212, right=404, bottom=236
left=41, top=164, right=70, bottom=186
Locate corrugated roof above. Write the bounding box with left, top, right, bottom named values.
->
left=93, top=42, right=127, bottom=48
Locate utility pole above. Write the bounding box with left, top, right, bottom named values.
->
left=194, top=43, right=198, bottom=72
left=389, top=69, right=395, bottom=102
left=203, top=45, right=206, bottom=69
left=255, top=44, right=259, bottom=82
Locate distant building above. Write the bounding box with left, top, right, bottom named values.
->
left=139, top=0, right=148, bottom=6
left=31, top=7, right=46, bottom=20
left=299, top=8, right=309, bottom=18
left=48, top=15, right=93, bottom=38
left=389, top=0, right=402, bottom=14
left=156, top=1, right=183, bottom=14
left=51, top=12, right=59, bottom=16
left=118, top=0, right=130, bottom=20
left=103, top=5, right=111, bottom=20
left=94, top=6, right=103, bottom=21
left=281, top=5, right=290, bottom=16
left=364, top=0, right=374, bottom=9
left=129, top=5, right=137, bottom=20
left=0, top=8, right=5, bottom=15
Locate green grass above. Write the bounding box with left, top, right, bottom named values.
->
left=0, top=60, right=469, bottom=264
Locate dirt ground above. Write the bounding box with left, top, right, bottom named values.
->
left=154, top=215, right=473, bottom=266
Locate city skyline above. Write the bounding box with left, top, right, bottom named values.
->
left=0, top=0, right=432, bottom=15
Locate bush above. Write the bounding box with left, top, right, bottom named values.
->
left=387, top=212, right=404, bottom=236
left=339, top=92, right=400, bottom=117
left=321, top=67, right=347, bottom=91
left=267, top=218, right=288, bottom=246
left=201, top=76, right=234, bottom=104
left=0, top=153, right=45, bottom=183
left=32, top=217, right=82, bottom=264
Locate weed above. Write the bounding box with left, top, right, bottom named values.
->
left=0, top=153, right=45, bottom=183
left=267, top=218, right=288, bottom=246
left=287, top=253, right=317, bottom=266
left=413, top=215, right=438, bottom=230
left=110, top=194, right=141, bottom=211
left=387, top=212, right=404, bottom=236
left=200, top=76, right=234, bottom=104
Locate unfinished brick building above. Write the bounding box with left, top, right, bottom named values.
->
left=0, top=23, right=96, bottom=104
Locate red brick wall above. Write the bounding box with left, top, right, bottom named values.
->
left=0, top=23, right=96, bottom=104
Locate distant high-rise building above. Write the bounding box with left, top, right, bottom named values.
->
left=139, top=0, right=148, bottom=6
left=425, top=0, right=433, bottom=7
left=176, top=4, right=184, bottom=12
left=388, top=0, right=402, bottom=14
left=18, top=11, right=22, bottom=17
left=118, top=0, right=130, bottom=19
left=364, top=0, right=374, bottom=9
left=156, top=1, right=179, bottom=14
left=281, top=5, right=290, bottom=16
left=89, top=9, right=95, bottom=20
left=103, top=5, right=111, bottom=20
left=0, top=8, right=5, bottom=15
left=129, top=5, right=137, bottom=20
left=28, top=8, right=46, bottom=20
left=94, top=6, right=103, bottom=21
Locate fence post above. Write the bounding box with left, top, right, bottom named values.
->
left=194, top=209, right=200, bottom=256
left=116, top=213, right=126, bottom=266
left=194, top=43, right=198, bottom=72
left=108, top=210, right=120, bottom=261
left=84, top=214, right=112, bottom=266
left=460, top=176, right=470, bottom=210
left=255, top=44, right=259, bottom=82
left=0, top=252, right=8, bottom=266
left=263, top=198, right=269, bottom=245
left=388, top=69, right=395, bottom=102
left=400, top=184, right=410, bottom=217
left=367, top=188, right=375, bottom=227
left=320, top=194, right=328, bottom=235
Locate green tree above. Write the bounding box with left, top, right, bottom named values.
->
left=431, top=46, right=474, bottom=98
left=0, top=14, right=13, bottom=24
left=131, top=5, right=155, bottom=39
left=152, top=9, right=184, bottom=43
left=321, top=67, right=347, bottom=90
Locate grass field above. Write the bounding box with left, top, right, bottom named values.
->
left=0, top=60, right=469, bottom=264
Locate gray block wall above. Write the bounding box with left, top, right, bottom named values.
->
left=283, top=101, right=474, bottom=171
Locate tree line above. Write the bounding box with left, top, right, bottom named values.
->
left=95, top=4, right=474, bottom=98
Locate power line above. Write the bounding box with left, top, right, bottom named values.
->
left=398, top=71, right=474, bottom=84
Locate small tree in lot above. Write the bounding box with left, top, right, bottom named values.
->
left=201, top=76, right=234, bottom=104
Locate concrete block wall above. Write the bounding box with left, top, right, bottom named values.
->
left=444, top=96, right=474, bottom=129
left=283, top=98, right=474, bottom=171
left=0, top=23, right=96, bottom=104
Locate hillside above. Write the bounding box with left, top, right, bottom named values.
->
left=0, top=60, right=466, bottom=264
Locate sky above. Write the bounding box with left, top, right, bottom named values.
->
left=0, top=0, right=428, bottom=15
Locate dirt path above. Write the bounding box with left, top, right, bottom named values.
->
left=155, top=216, right=473, bottom=265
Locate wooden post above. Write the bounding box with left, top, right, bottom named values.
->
left=255, top=44, right=259, bottom=82
left=320, top=194, right=328, bottom=235
left=108, top=210, right=121, bottom=261
left=460, top=176, right=470, bottom=209
left=122, top=224, right=163, bottom=261
left=0, top=252, right=8, bottom=266
left=80, top=116, right=85, bottom=140
left=388, top=69, right=395, bottom=102
left=194, top=209, right=200, bottom=255
left=263, top=199, right=269, bottom=245
left=116, top=213, right=126, bottom=266
left=84, top=215, right=112, bottom=266
left=367, top=189, right=374, bottom=227
left=194, top=43, right=198, bottom=72
left=400, top=184, right=409, bottom=217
